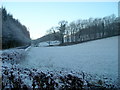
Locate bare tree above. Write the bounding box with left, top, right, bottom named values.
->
left=45, top=14, right=119, bottom=45
left=58, top=20, right=68, bottom=44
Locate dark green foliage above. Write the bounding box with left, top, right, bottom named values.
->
left=1, top=7, right=31, bottom=49
left=2, top=7, right=7, bottom=21
left=2, top=39, right=25, bottom=49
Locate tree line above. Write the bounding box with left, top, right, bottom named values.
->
left=47, top=14, right=120, bottom=44
left=1, top=7, right=31, bottom=49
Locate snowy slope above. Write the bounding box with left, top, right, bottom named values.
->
left=20, top=36, right=118, bottom=80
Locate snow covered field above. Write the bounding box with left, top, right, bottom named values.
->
left=1, top=36, right=119, bottom=89
left=20, top=36, right=118, bottom=81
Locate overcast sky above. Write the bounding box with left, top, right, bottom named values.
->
left=2, top=2, right=118, bottom=39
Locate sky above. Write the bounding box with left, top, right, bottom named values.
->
left=1, top=1, right=118, bottom=39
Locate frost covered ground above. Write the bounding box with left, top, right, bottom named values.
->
left=20, top=36, right=118, bottom=81
left=1, top=36, right=119, bottom=89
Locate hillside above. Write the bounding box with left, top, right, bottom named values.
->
left=1, top=8, right=31, bottom=49
left=33, top=32, right=61, bottom=45
left=20, top=36, right=118, bottom=81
